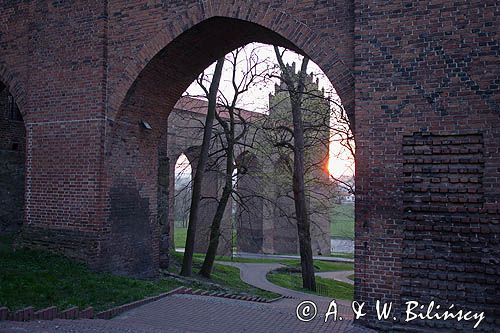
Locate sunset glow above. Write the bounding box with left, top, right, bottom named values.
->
left=328, top=139, right=354, bottom=179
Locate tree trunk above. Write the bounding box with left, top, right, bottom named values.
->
left=274, top=47, right=316, bottom=291
left=180, top=57, right=225, bottom=277
left=199, top=142, right=234, bottom=277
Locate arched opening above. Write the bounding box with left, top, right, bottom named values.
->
left=167, top=41, right=354, bottom=262
left=173, top=153, right=192, bottom=249
left=0, top=81, right=26, bottom=235
left=271, top=154, right=298, bottom=254
left=108, top=15, right=354, bottom=278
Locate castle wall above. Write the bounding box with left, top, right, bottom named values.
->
left=0, top=1, right=498, bottom=330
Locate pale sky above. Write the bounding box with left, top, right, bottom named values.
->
left=183, top=43, right=354, bottom=179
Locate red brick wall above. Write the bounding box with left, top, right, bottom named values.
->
left=0, top=0, right=110, bottom=268
left=354, top=0, right=499, bottom=330
left=0, top=1, right=498, bottom=330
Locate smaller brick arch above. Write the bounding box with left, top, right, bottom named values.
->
left=179, top=146, right=201, bottom=171
left=0, top=64, right=28, bottom=118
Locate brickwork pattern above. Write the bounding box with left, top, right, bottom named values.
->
left=0, top=1, right=498, bottom=331
left=400, top=131, right=498, bottom=330
left=353, top=1, right=499, bottom=331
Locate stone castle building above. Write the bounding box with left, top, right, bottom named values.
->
left=165, top=93, right=333, bottom=256
left=256, top=65, right=334, bottom=255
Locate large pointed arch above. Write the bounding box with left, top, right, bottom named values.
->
left=108, top=1, right=354, bottom=126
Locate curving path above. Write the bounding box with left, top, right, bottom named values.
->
left=216, top=261, right=355, bottom=318
left=316, top=270, right=354, bottom=285
left=0, top=264, right=373, bottom=333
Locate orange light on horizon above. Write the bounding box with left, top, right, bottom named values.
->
left=328, top=139, right=354, bottom=179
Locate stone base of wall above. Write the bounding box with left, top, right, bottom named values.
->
left=18, top=226, right=159, bottom=278
left=17, top=226, right=103, bottom=268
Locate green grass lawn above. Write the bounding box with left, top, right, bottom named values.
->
left=174, top=227, right=237, bottom=250
left=174, top=226, right=188, bottom=248
left=330, top=252, right=354, bottom=259
left=0, top=235, right=183, bottom=312
left=169, top=252, right=279, bottom=299
left=330, top=203, right=354, bottom=239
left=267, top=272, right=353, bottom=301
left=189, top=252, right=353, bottom=272
left=287, top=260, right=353, bottom=272
left=0, top=235, right=280, bottom=312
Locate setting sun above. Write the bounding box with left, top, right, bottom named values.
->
left=328, top=139, right=354, bottom=179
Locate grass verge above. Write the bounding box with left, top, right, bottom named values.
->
left=174, top=226, right=187, bottom=248
left=169, top=252, right=279, bottom=299
left=0, top=235, right=279, bottom=312
left=0, top=235, right=183, bottom=312
left=329, top=252, right=354, bottom=259
left=189, top=252, right=353, bottom=272
left=267, top=271, right=354, bottom=301
left=330, top=203, right=354, bottom=239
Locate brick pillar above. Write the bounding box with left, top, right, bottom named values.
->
left=272, top=189, right=298, bottom=254
left=236, top=157, right=264, bottom=254
left=20, top=120, right=107, bottom=269
left=193, top=168, right=232, bottom=256
left=158, top=134, right=169, bottom=269
left=0, top=87, right=25, bottom=235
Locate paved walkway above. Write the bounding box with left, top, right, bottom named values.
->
left=316, top=270, right=354, bottom=285
left=0, top=295, right=373, bottom=333
left=0, top=263, right=373, bottom=333
left=216, top=261, right=355, bottom=318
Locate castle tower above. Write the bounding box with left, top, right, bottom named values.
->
left=264, top=63, right=332, bottom=255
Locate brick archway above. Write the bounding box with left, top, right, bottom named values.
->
left=3, top=1, right=496, bottom=331
left=108, top=1, right=354, bottom=125
left=104, top=8, right=355, bottom=278
left=0, top=64, right=28, bottom=118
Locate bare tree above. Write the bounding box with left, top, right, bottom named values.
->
left=273, top=46, right=316, bottom=291
left=181, top=57, right=225, bottom=277
left=177, top=43, right=354, bottom=286
left=200, top=47, right=268, bottom=277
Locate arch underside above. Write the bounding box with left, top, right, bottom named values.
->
left=113, top=16, right=354, bottom=128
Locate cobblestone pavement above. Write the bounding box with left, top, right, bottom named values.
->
left=0, top=295, right=374, bottom=333
left=0, top=263, right=375, bottom=333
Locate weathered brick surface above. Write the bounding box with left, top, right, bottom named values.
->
left=0, top=1, right=498, bottom=331
left=353, top=1, right=499, bottom=331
